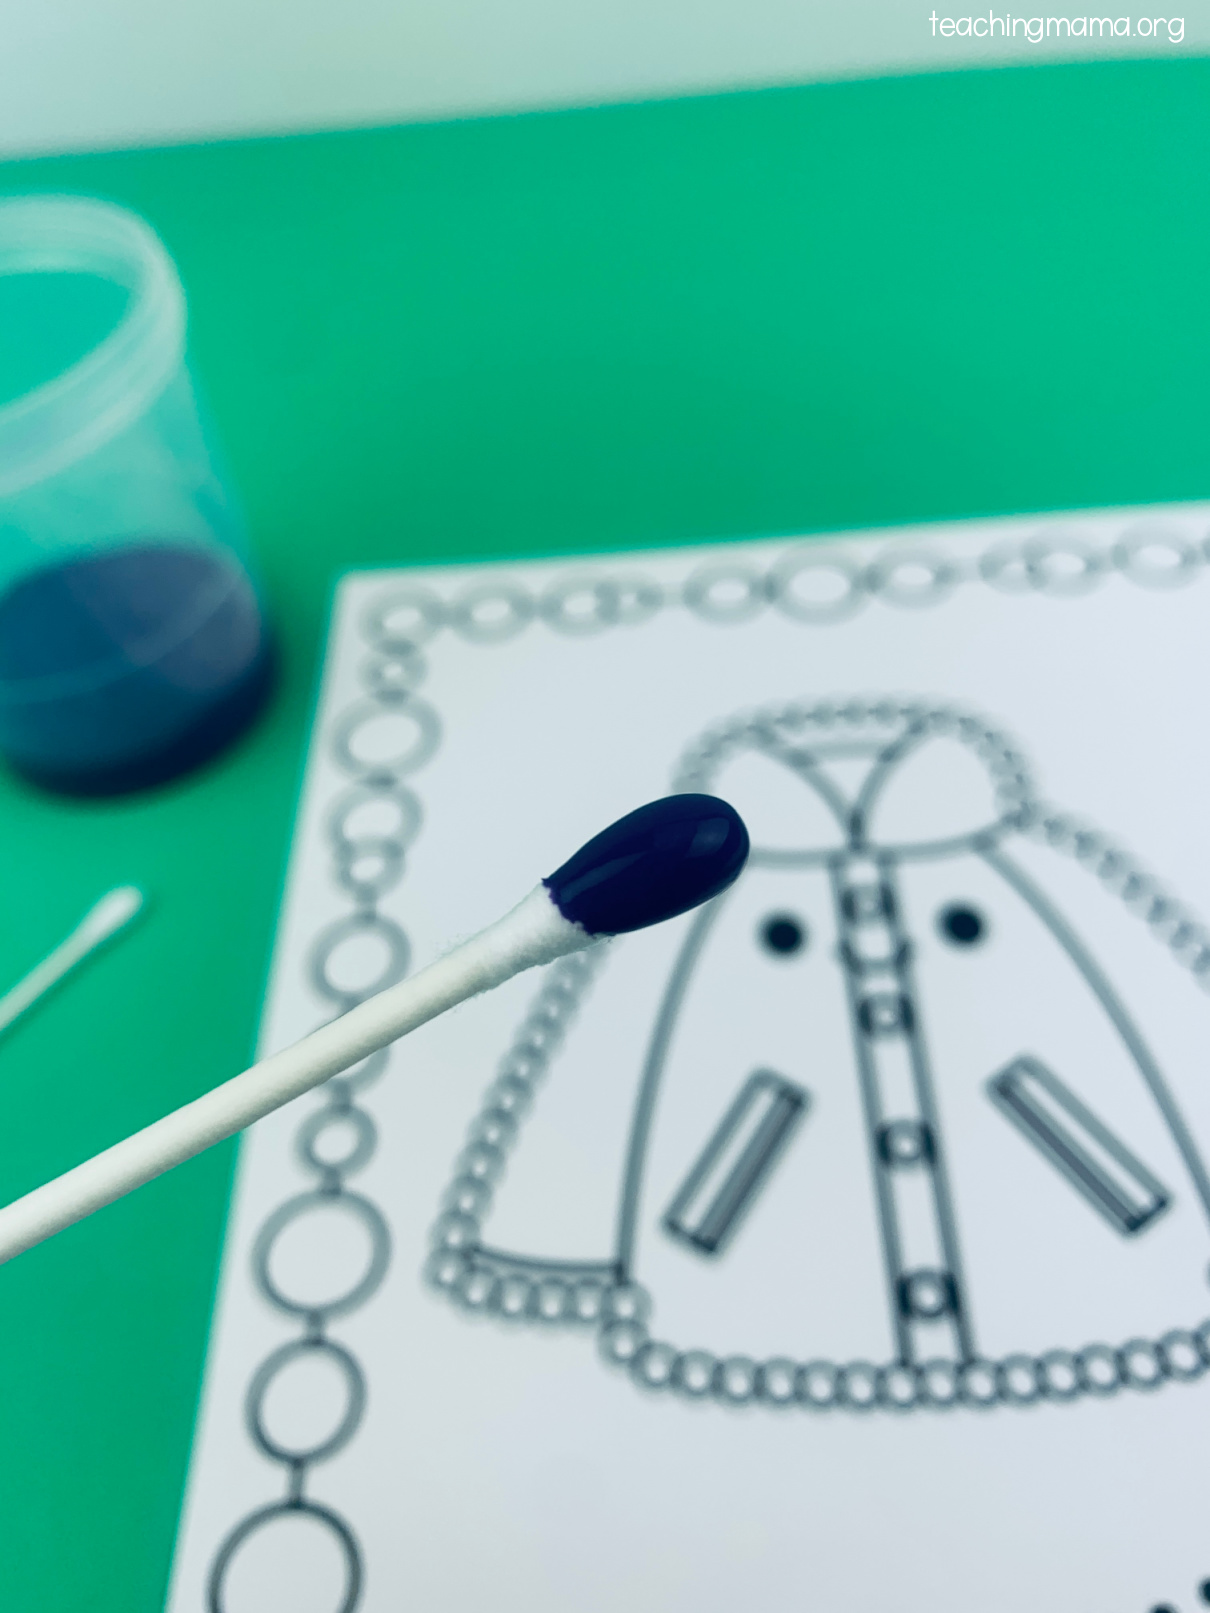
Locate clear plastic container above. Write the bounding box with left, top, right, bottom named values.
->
left=0, top=195, right=273, bottom=795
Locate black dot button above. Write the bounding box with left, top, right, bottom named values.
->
left=760, top=914, right=807, bottom=956
left=938, top=903, right=986, bottom=947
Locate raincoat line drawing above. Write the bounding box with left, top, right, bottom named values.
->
left=429, top=698, right=1210, bottom=1414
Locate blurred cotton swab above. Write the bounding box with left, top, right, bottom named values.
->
left=0, top=885, right=144, bottom=1041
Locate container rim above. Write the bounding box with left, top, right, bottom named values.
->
left=0, top=194, right=186, bottom=500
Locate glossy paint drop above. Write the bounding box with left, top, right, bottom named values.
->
left=544, top=793, right=749, bottom=936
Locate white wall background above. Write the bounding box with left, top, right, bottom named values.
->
left=1, top=0, right=1207, bottom=159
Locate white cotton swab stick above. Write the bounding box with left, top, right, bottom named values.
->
left=0, top=885, right=144, bottom=1041
left=0, top=795, right=748, bottom=1267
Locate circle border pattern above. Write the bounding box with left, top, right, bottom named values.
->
left=211, top=588, right=446, bottom=1607
left=207, top=1499, right=363, bottom=1613
left=245, top=1338, right=368, bottom=1466
left=252, top=1190, right=391, bottom=1321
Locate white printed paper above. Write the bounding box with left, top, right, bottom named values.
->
left=170, top=506, right=1210, bottom=1613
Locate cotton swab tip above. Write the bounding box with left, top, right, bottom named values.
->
left=543, top=793, right=749, bottom=936
left=79, top=885, right=145, bottom=944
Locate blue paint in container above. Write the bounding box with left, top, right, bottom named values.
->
left=0, top=544, right=273, bottom=794
left=0, top=196, right=273, bottom=795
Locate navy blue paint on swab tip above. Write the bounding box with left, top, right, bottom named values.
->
left=544, top=794, right=749, bottom=937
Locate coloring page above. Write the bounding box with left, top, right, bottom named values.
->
left=170, top=506, right=1210, bottom=1613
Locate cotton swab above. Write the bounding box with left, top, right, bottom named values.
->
left=0, top=795, right=748, bottom=1267
left=0, top=885, right=144, bottom=1041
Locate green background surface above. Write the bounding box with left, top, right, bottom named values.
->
left=0, top=57, right=1206, bottom=1613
